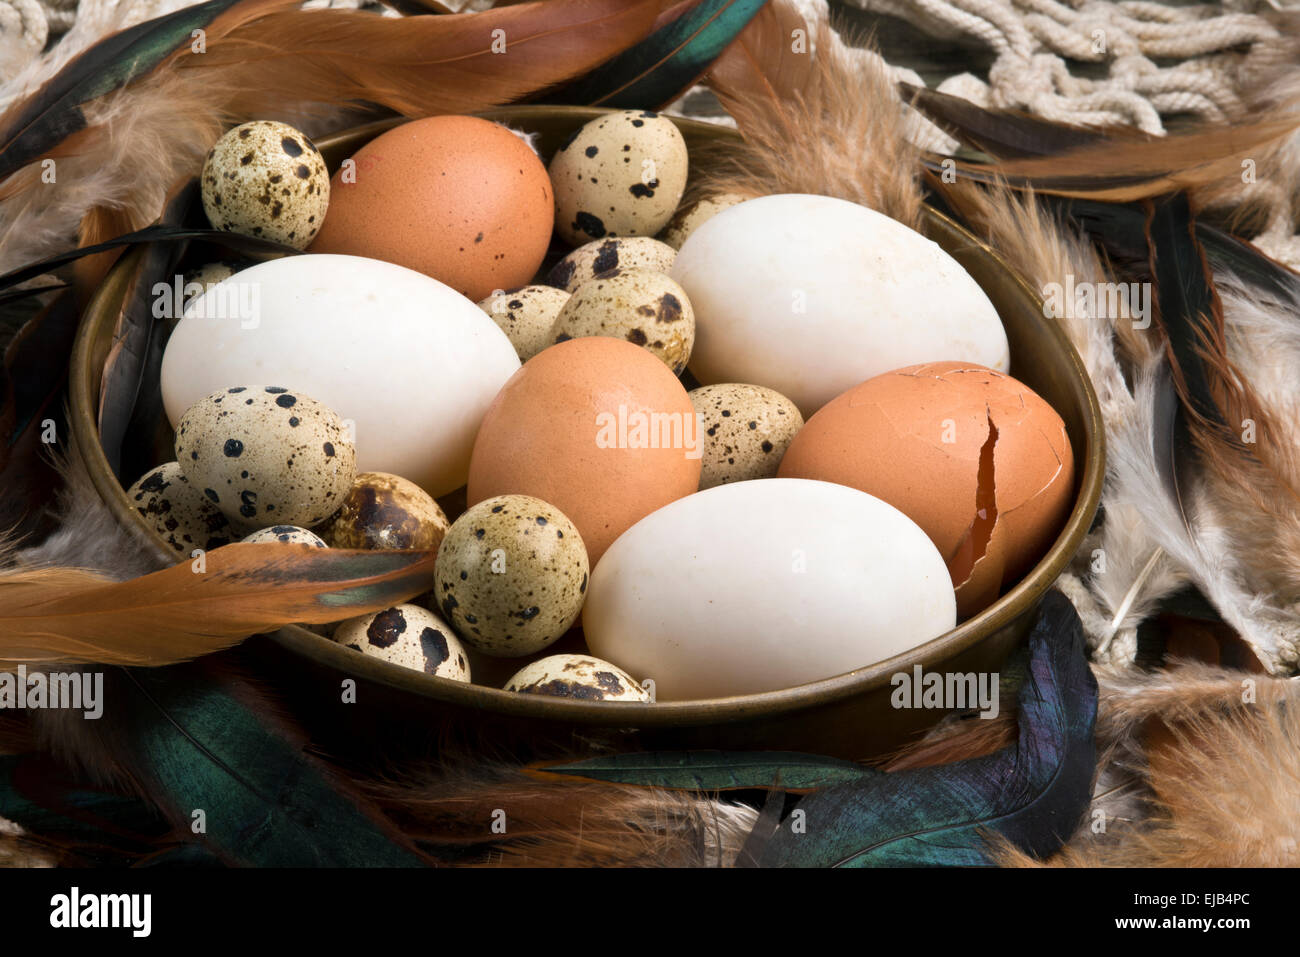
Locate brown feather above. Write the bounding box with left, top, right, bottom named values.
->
left=0, top=544, right=436, bottom=669
left=996, top=661, right=1300, bottom=866
left=701, top=7, right=923, bottom=231
left=0, top=0, right=661, bottom=274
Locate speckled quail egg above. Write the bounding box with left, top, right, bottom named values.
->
left=240, top=525, right=328, bottom=547
left=477, top=285, right=570, bottom=362
left=174, top=385, right=356, bottom=531
left=333, top=604, right=470, bottom=682
left=184, top=261, right=240, bottom=293
left=434, top=495, right=589, bottom=658
left=659, top=193, right=748, bottom=249
left=201, top=120, right=330, bottom=249
left=546, top=237, right=677, bottom=292
left=549, top=110, right=688, bottom=246
left=689, top=383, right=805, bottom=489
left=126, top=462, right=235, bottom=556
left=504, top=654, right=650, bottom=701
left=551, top=268, right=694, bottom=374
left=317, top=471, right=449, bottom=551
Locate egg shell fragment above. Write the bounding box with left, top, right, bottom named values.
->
left=478, top=285, right=570, bottom=362
left=552, top=268, right=695, bottom=374
left=317, top=471, right=449, bottom=551
left=201, top=121, right=330, bottom=250
left=504, top=654, right=649, bottom=701
left=583, top=478, right=957, bottom=700
left=549, top=110, right=688, bottom=246
left=671, top=193, right=1010, bottom=416
left=467, top=337, right=702, bottom=564
left=546, top=237, right=677, bottom=292
left=333, top=604, right=470, bottom=682
left=160, top=254, right=521, bottom=497
left=310, top=115, right=553, bottom=301
left=777, top=361, right=1074, bottom=618
left=125, top=462, right=235, bottom=556
left=174, top=386, right=356, bottom=531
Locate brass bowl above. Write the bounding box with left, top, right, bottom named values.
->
left=70, top=106, right=1104, bottom=760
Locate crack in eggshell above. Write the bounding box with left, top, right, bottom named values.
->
left=948, top=408, right=1000, bottom=589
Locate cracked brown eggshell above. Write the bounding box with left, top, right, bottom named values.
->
left=777, top=361, right=1073, bottom=618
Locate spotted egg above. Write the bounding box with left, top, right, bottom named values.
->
left=552, top=268, right=695, bottom=374
left=689, top=383, right=805, bottom=489
left=201, top=120, right=330, bottom=249
left=504, top=654, right=650, bottom=701
left=240, top=525, right=328, bottom=547
left=317, top=471, right=449, bottom=551
left=546, top=237, right=677, bottom=292
left=477, top=285, right=570, bottom=362
left=333, top=604, right=470, bottom=681
left=434, top=495, right=589, bottom=658
left=174, top=385, right=356, bottom=531
left=549, top=110, right=688, bottom=246
left=659, top=193, right=748, bottom=249
left=125, top=462, right=235, bottom=556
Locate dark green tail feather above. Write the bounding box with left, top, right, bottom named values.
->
left=758, top=591, right=1096, bottom=867
left=558, top=0, right=768, bottom=110
left=0, top=0, right=243, bottom=183
left=109, top=664, right=426, bottom=867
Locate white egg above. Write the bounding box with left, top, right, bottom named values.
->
left=160, top=254, right=521, bottom=497
left=670, top=194, right=1009, bottom=416
left=583, top=478, right=956, bottom=700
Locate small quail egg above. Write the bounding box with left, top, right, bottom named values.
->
left=477, top=285, right=570, bottom=362
left=504, top=654, right=650, bottom=702
left=174, top=385, right=356, bottom=531
left=659, top=193, right=748, bottom=249
left=552, top=268, right=694, bottom=374
left=689, top=383, right=804, bottom=489
left=184, top=261, right=242, bottom=293
left=333, top=604, right=470, bottom=682
left=546, top=237, right=677, bottom=292
left=549, top=110, right=688, bottom=245
left=201, top=120, right=330, bottom=249
left=241, top=525, right=328, bottom=547
left=126, top=462, right=235, bottom=556
left=317, top=471, right=449, bottom=551
left=434, top=495, right=588, bottom=658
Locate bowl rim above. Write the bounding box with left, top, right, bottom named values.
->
left=69, top=107, right=1104, bottom=728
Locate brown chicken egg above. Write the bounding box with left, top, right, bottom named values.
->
left=467, top=337, right=701, bottom=564
left=778, top=361, right=1074, bottom=618
left=310, top=116, right=553, bottom=301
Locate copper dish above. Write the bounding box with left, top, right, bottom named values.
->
left=70, top=106, right=1104, bottom=760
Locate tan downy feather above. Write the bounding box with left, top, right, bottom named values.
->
left=699, top=5, right=923, bottom=232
